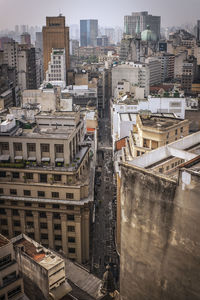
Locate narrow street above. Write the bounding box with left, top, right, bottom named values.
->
left=91, top=103, right=119, bottom=283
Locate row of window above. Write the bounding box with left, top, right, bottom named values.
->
left=0, top=200, right=74, bottom=210
left=0, top=143, right=64, bottom=153
left=0, top=188, right=74, bottom=199
left=0, top=285, right=22, bottom=300
left=0, top=209, right=75, bottom=220
left=0, top=172, right=63, bottom=182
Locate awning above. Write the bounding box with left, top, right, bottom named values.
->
left=55, top=158, right=64, bottom=162
left=0, top=155, right=10, bottom=161
left=49, top=281, right=72, bottom=300
left=15, top=156, right=23, bottom=160
left=28, top=157, right=36, bottom=161
left=41, top=157, right=50, bottom=162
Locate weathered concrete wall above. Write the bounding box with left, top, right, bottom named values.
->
left=185, top=110, right=200, bottom=132
left=120, top=164, right=200, bottom=300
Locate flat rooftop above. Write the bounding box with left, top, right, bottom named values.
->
left=140, top=115, right=184, bottom=129
left=0, top=234, right=10, bottom=247
left=128, top=131, right=200, bottom=172
left=13, top=234, right=63, bottom=270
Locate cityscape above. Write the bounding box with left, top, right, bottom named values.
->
left=0, top=1, right=200, bottom=300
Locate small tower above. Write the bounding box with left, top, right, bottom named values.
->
left=101, top=265, right=115, bottom=295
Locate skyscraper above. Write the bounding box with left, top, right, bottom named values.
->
left=124, top=11, right=161, bottom=40
left=80, top=19, right=98, bottom=47
left=197, top=20, right=200, bottom=42
left=42, top=15, right=70, bottom=78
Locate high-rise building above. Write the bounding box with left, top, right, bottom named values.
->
left=197, top=20, right=200, bottom=42
left=20, top=32, right=31, bottom=46
left=46, top=48, right=66, bottom=84
left=42, top=15, right=70, bottom=78
left=124, top=11, right=161, bottom=40
left=80, top=19, right=98, bottom=47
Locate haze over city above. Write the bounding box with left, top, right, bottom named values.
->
left=0, top=0, right=200, bottom=29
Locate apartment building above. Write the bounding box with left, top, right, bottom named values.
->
left=45, top=49, right=66, bottom=84
left=123, top=114, right=189, bottom=159
left=11, top=234, right=71, bottom=300
left=0, top=234, right=24, bottom=300
left=112, top=63, right=150, bottom=97
left=0, top=110, right=93, bottom=264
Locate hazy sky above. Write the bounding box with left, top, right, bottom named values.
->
left=0, top=0, right=199, bottom=29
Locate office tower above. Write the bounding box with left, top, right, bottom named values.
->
left=18, top=45, right=37, bottom=90
left=42, top=15, right=70, bottom=78
left=124, top=11, right=161, bottom=40
left=0, top=110, right=91, bottom=264
left=104, top=27, right=115, bottom=44
left=20, top=32, right=31, bottom=46
left=46, top=48, right=66, bottom=84
left=35, top=32, right=44, bottom=86
left=197, top=20, right=200, bottom=42
left=80, top=19, right=98, bottom=47
left=3, top=40, right=19, bottom=82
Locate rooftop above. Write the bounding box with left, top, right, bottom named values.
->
left=0, top=234, right=10, bottom=247
left=12, top=234, right=63, bottom=270
left=140, top=114, right=184, bottom=129
left=127, top=131, right=200, bottom=173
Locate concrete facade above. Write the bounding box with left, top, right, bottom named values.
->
left=120, top=155, right=200, bottom=300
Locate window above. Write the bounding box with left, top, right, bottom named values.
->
left=12, top=209, right=19, bottom=216
left=10, top=189, right=17, bottom=195
left=28, top=232, right=35, bottom=239
left=39, top=174, right=47, bottom=183
left=27, top=143, right=36, bottom=152
left=39, top=203, right=45, bottom=208
left=0, top=208, right=6, bottom=215
left=0, top=172, right=6, bottom=177
left=54, top=174, right=61, bottom=181
left=40, top=222, right=47, bottom=228
left=68, top=237, right=75, bottom=243
left=171, top=163, right=174, bottom=168
left=55, top=245, right=62, bottom=251
left=53, top=213, right=60, bottom=219
left=27, top=221, right=34, bottom=227
left=0, top=189, right=3, bottom=194
left=55, top=235, right=62, bottom=240
left=67, top=214, right=74, bottom=221
left=55, top=144, right=64, bottom=153
left=1, top=230, right=8, bottom=236
left=13, top=220, right=20, bottom=227
left=26, top=211, right=33, bottom=217
left=67, top=226, right=75, bottom=232
left=1, top=143, right=9, bottom=151
left=12, top=172, right=19, bottom=179
left=68, top=248, right=75, bottom=253
left=66, top=193, right=74, bottom=199
left=53, top=204, right=59, bottom=208
left=26, top=173, right=33, bottom=180
left=67, top=205, right=74, bottom=210
left=39, top=212, right=47, bottom=218
left=0, top=219, right=7, bottom=225
left=8, top=285, right=21, bottom=299
left=175, top=129, right=178, bottom=135
left=40, top=233, right=48, bottom=239
left=41, top=144, right=50, bottom=152
left=14, top=143, right=22, bottom=151
left=166, top=166, right=169, bottom=171
left=38, top=191, right=45, bottom=197
left=52, top=192, right=59, bottom=198
left=25, top=202, right=32, bottom=207
left=54, top=223, right=61, bottom=230
left=0, top=254, right=11, bottom=268
left=180, top=127, right=183, bottom=133
left=24, top=190, right=31, bottom=196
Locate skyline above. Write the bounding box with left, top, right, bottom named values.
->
left=0, top=0, right=199, bottom=31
